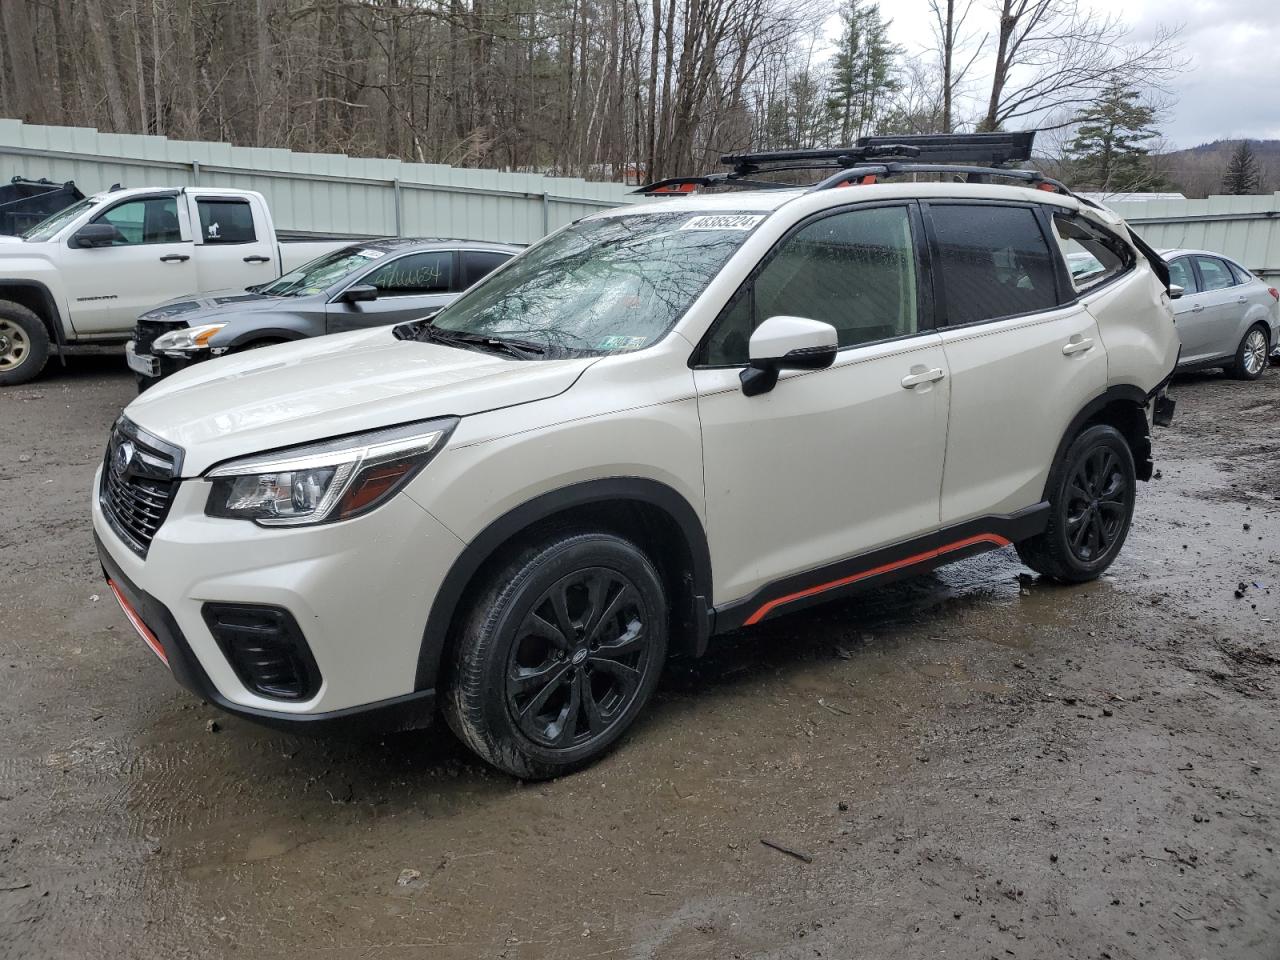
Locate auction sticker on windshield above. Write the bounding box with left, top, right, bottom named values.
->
left=679, top=214, right=765, bottom=231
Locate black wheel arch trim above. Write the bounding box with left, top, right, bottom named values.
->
left=0, top=279, right=68, bottom=359
left=414, top=477, right=713, bottom=692
left=1045, top=384, right=1154, bottom=494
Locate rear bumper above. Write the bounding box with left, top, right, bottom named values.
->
left=97, top=532, right=437, bottom=734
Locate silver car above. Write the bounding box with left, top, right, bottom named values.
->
left=1163, top=248, right=1279, bottom=380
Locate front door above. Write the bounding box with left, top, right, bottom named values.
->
left=61, top=195, right=195, bottom=334
left=327, top=249, right=459, bottom=333
left=693, top=203, right=949, bottom=608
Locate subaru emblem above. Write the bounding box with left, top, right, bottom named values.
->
left=115, top=440, right=135, bottom=474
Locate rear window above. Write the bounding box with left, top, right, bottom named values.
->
left=1052, top=213, right=1133, bottom=290
left=930, top=204, right=1058, bottom=325
left=197, top=199, right=257, bottom=244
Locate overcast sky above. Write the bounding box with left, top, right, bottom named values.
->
left=831, top=0, right=1280, bottom=149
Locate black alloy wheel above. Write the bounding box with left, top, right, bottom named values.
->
left=505, top=567, right=653, bottom=748
left=1016, top=424, right=1136, bottom=583
left=1063, top=445, right=1129, bottom=563
left=445, top=532, right=668, bottom=779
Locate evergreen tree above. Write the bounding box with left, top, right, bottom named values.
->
left=1222, top=140, right=1262, bottom=194
left=1066, top=82, right=1166, bottom=192
left=826, top=0, right=902, bottom=145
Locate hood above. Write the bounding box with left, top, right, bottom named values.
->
left=138, top=288, right=289, bottom=324
left=126, top=326, right=596, bottom=475
left=0, top=234, right=25, bottom=245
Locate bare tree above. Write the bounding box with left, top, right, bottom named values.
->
left=978, top=0, right=1181, bottom=133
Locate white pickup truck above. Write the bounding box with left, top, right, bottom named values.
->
left=0, top=186, right=352, bottom=385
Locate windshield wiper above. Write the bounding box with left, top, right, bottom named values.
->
left=393, top=320, right=544, bottom=358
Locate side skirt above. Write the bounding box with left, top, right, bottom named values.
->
left=712, top=502, right=1049, bottom=632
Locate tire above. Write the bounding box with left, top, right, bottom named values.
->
left=0, top=300, right=50, bottom=386
left=1016, top=424, right=1136, bottom=583
left=444, top=531, right=669, bottom=779
left=1228, top=323, right=1270, bottom=381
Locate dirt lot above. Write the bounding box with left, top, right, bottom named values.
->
left=1, top=357, right=1278, bottom=960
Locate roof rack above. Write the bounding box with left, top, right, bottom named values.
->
left=632, top=131, right=1074, bottom=197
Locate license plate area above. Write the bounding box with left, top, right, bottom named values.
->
left=125, top=342, right=159, bottom=377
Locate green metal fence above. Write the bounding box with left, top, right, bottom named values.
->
left=1108, top=193, right=1280, bottom=281
left=0, top=120, right=637, bottom=243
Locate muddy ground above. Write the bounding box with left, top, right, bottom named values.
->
left=1, top=357, right=1278, bottom=960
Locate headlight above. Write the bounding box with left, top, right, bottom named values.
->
left=152, top=323, right=226, bottom=354
left=204, top=418, right=457, bottom=526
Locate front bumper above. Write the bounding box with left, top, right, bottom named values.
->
left=92, top=464, right=466, bottom=730
left=98, top=534, right=437, bottom=733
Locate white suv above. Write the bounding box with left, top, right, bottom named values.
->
left=93, top=142, right=1180, bottom=778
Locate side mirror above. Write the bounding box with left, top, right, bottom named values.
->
left=339, top=284, right=379, bottom=304
left=741, top=315, right=838, bottom=397
left=1167, top=283, right=1184, bottom=300
left=72, top=223, right=120, bottom=248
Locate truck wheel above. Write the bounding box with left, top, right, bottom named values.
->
left=1016, top=424, right=1136, bottom=583
left=444, top=531, right=668, bottom=780
left=0, top=300, right=50, bottom=386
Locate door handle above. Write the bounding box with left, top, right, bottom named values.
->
left=1191, top=303, right=1204, bottom=313
left=243, top=255, right=271, bottom=263
left=1237, top=295, right=1248, bottom=304
left=900, top=367, right=945, bottom=388
left=1062, top=336, right=1094, bottom=356
left=159, top=254, right=190, bottom=263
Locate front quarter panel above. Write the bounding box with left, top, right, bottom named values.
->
left=405, top=341, right=705, bottom=545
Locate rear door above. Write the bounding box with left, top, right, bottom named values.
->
left=927, top=201, right=1108, bottom=526
left=190, top=196, right=277, bottom=291
left=326, top=249, right=458, bottom=333
left=60, top=194, right=196, bottom=334
left=1191, top=254, right=1247, bottom=361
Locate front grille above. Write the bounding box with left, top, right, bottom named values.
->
left=100, top=419, right=183, bottom=557
left=134, top=319, right=180, bottom=355
left=202, top=603, right=320, bottom=701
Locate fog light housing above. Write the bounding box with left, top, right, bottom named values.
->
left=202, top=603, right=320, bottom=701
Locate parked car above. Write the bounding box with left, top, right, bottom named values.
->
left=1161, top=248, right=1279, bottom=379
left=93, top=139, right=1180, bottom=780
left=0, top=186, right=354, bottom=386
left=128, top=239, right=520, bottom=388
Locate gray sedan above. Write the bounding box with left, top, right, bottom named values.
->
left=127, top=238, right=519, bottom=387
left=1164, top=248, right=1279, bottom=380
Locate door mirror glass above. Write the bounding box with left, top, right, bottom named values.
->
left=741, top=315, right=837, bottom=396
left=72, top=223, right=121, bottom=248
left=339, top=284, right=379, bottom=303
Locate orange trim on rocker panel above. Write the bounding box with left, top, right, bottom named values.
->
left=742, top=533, right=1012, bottom=626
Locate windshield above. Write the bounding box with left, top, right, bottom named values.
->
left=21, top=198, right=99, bottom=242
left=428, top=211, right=765, bottom=356
left=259, top=246, right=387, bottom=297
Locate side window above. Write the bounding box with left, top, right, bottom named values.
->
left=1051, top=213, right=1133, bottom=290
left=930, top=204, right=1058, bottom=325
left=461, top=250, right=512, bottom=289
left=1194, top=255, right=1235, bottom=291
left=197, top=200, right=257, bottom=244
left=700, top=205, right=919, bottom=365
left=1166, top=257, right=1197, bottom=293
left=362, top=251, right=453, bottom=295
left=1226, top=260, right=1253, bottom=285
left=92, top=197, right=181, bottom=245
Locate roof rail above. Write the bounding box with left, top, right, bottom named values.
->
left=633, top=131, right=1050, bottom=197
